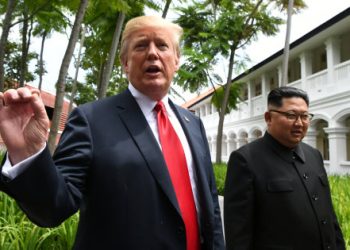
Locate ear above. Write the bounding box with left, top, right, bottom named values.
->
left=264, top=111, right=271, bottom=125
left=122, top=57, right=129, bottom=74
left=174, top=55, right=180, bottom=71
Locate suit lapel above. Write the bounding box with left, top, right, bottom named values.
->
left=117, top=90, right=180, bottom=215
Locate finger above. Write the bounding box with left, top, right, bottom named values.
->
left=31, top=90, right=50, bottom=122
left=3, top=89, right=20, bottom=104
left=30, top=88, right=41, bottom=97
left=17, top=87, right=33, bottom=100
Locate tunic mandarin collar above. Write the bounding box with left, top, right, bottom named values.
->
left=264, top=132, right=305, bottom=163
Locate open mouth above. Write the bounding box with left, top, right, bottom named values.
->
left=291, top=131, right=303, bottom=136
left=146, top=65, right=161, bottom=73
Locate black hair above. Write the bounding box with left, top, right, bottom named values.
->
left=267, top=86, right=309, bottom=107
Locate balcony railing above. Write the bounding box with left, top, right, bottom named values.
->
left=334, top=60, right=350, bottom=83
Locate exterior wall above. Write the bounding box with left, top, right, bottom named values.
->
left=190, top=13, right=350, bottom=175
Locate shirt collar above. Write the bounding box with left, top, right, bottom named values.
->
left=128, top=83, right=170, bottom=116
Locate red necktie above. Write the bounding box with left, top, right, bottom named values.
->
left=154, top=101, right=200, bottom=250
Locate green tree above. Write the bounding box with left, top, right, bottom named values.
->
left=75, top=0, right=160, bottom=101
left=32, top=1, right=70, bottom=90
left=48, top=0, right=89, bottom=153
left=176, top=0, right=306, bottom=163
left=3, top=40, right=38, bottom=86
left=0, top=0, right=18, bottom=91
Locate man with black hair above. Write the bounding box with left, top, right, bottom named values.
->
left=224, top=86, right=345, bottom=250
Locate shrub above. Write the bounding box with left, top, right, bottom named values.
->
left=0, top=193, right=78, bottom=249
left=0, top=151, right=4, bottom=162
left=213, top=163, right=226, bottom=196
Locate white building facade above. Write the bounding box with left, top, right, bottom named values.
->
left=186, top=7, right=350, bottom=175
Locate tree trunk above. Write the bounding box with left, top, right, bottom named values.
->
left=38, top=31, right=47, bottom=90
left=281, top=0, right=294, bottom=86
left=214, top=0, right=264, bottom=163
left=0, top=0, right=17, bottom=91
left=19, top=8, right=29, bottom=87
left=69, top=25, right=86, bottom=113
left=162, top=0, right=172, bottom=18
left=215, top=45, right=236, bottom=164
left=98, top=12, right=125, bottom=99
left=47, top=0, right=89, bottom=153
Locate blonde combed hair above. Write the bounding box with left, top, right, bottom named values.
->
left=120, top=16, right=183, bottom=63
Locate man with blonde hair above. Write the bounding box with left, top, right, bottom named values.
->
left=0, top=15, right=224, bottom=250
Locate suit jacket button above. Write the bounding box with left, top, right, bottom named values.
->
left=303, top=173, right=309, bottom=179
left=321, top=219, right=327, bottom=225
left=312, top=194, right=319, bottom=201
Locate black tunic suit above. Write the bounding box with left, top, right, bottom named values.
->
left=224, top=132, right=345, bottom=250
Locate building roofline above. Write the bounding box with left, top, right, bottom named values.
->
left=184, top=6, right=350, bottom=109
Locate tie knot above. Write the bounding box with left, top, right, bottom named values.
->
left=154, top=101, right=166, bottom=113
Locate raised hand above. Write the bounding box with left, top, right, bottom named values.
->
left=0, top=87, right=50, bottom=165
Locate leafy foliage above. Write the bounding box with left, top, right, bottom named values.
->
left=0, top=193, right=78, bottom=249
left=0, top=151, right=4, bottom=162
left=3, top=41, right=38, bottom=89
left=211, top=82, right=243, bottom=114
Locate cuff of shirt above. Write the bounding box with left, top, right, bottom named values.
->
left=2, top=145, right=46, bottom=180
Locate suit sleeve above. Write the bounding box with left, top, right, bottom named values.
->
left=0, top=107, right=92, bottom=227
left=224, top=150, right=255, bottom=250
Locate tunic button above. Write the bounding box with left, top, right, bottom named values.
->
left=326, top=245, right=331, bottom=249
left=321, top=219, right=327, bottom=225
left=303, top=173, right=309, bottom=179
left=312, top=194, right=319, bottom=201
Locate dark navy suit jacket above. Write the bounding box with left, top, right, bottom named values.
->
left=0, top=89, right=224, bottom=250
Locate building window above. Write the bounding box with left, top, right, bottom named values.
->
left=312, top=46, right=327, bottom=73
left=242, top=86, right=248, bottom=101
left=255, top=81, right=262, bottom=96
left=288, top=58, right=301, bottom=83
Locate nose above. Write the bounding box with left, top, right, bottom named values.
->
left=147, top=42, right=159, bottom=59
left=294, top=115, right=303, bottom=125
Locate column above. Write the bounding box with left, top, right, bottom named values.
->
left=247, top=81, right=252, bottom=117
left=237, top=136, right=247, bottom=149
left=277, top=65, right=282, bottom=87
left=227, top=136, right=236, bottom=155
left=222, top=135, right=228, bottom=157
left=299, top=51, right=313, bottom=91
left=323, top=127, right=349, bottom=174
left=211, top=136, right=217, bottom=162
left=325, top=37, right=341, bottom=85
left=303, top=127, right=318, bottom=148
left=261, top=73, right=268, bottom=110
